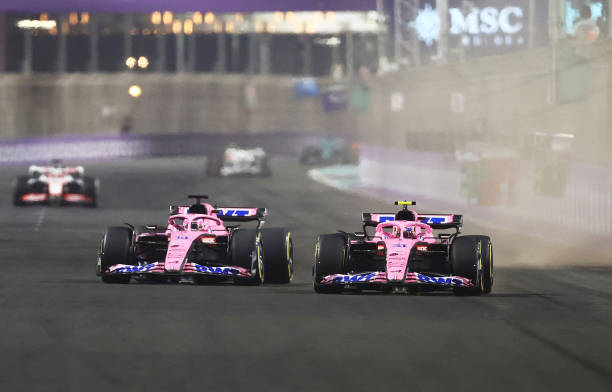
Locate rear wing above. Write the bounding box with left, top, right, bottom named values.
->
left=418, top=214, right=463, bottom=230
left=362, top=212, right=462, bottom=230
left=362, top=213, right=395, bottom=227
left=214, top=207, right=267, bottom=223
left=168, top=204, right=267, bottom=224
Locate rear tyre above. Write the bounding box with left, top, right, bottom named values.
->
left=84, top=177, right=99, bottom=208
left=206, top=157, right=221, bottom=177
left=260, top=157, right=272, bottom=177
left=12, top=176, right=30, bottom=206
left=98, top=226, right=134, bottom=284
left=451, top=235, right=491, bottom=296
left=313, top=234, right=345, bottom=293
left=262, top=228, right=293, bottom=284
left=231, top=229, right=264, bottom=285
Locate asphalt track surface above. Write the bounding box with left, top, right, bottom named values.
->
left=1, top=157, right=611, bottom=392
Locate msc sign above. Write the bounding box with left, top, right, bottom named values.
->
left=412, top=2, right=526, bottom=48
left=449, top=6, right=524, bottom=36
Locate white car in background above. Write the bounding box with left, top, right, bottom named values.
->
left=207, top=146, right=271, bottom=177
left=13, top=160, right=99, bottom=207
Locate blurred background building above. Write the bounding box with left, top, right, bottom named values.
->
left=0, top=1, right=385, bottom=75
left=1, top=1, right=606, bottom=73
left=2, top=1, right=611, bottom=162
left=0, top=0, right=610, bottom=163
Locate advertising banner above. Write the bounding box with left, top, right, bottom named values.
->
left=413, top=0, right=549, bottom=60
left=564, top=0, right=608, bottom=41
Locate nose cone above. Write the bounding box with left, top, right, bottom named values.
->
left=386, top=249, right=409, bottom=282
left=48, top=180, right=63, bottom=196
left=165, top=232, right=192, bottom=272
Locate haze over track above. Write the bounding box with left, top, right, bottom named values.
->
left=0, top=157, right=611, bottom=391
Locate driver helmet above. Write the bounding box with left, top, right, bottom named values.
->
left=404, top=227, right=416, bottom=239
left=196, top=219, right=207, bottom=231
left=392, top=226, right=401, bottom=238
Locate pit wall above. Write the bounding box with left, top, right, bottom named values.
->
left=0, top=73, right=357, bottom=139
left=2, top=42, right=610, bottom=156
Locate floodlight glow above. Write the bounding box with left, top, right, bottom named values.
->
left=172, top=20, right=182, bottom=34
left=16, top=19, right=57, bottom=30
left=163, top=11, right=173, bottom=25
left=137, top=56, right=149, bottom=69
left=151, top=11, right=162, bottom=25
left=128, top=85, right=142, bottom=98
left=184, top=19, right=194, bottom=35
left=125, top=57, right=136, bottom=69
left=204, top=12, right=215, bottom=24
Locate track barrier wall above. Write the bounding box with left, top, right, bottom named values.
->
left=0, top=131, right=354, bottom=164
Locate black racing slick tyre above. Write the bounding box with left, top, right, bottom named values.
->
left=231, top=229, right=264, bottom=285
left=12, top=175, right=30, bottom=206
left=98, top=226, right=134, bottom=284
left=451, top=235, right=492, bottom=296
left=206, top=157, right=221, bottom=177
left=313, top=234, right=345, bottom=294
left=260, top=158, right=272, bottom=177
left=84, top=177, right=99, bottom=208
left=261, top=228, right=293, bottom=284
left=473, top=235, right=493, bottom=294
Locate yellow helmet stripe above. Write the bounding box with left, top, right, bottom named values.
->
left=395, top=201, right=416, bottom=206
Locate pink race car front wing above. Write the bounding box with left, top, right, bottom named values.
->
left=320, top=272, right=474, bottom=288
left=102, top=262, right=252, bottom=278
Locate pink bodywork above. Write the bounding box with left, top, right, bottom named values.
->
left=377, top=220, right=437, bottom=281
left=320, top=212, right=473, bottom=287
left=107, top=203, right=257, bottom=277
left=163, top=205, right=228, bottom=272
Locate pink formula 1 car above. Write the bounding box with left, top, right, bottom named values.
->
left=13, top=160, right=98, bottom=207
left=313, top=201, right=493, bottom=295
left=97, top=195, right=293, bottom=285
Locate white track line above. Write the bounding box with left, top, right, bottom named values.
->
left=33, top=207, right=47, bottom=232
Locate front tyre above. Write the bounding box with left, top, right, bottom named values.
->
left=313, top=234, right=345, bottom=294
left=231, top=229, right=264, bottom=285
left=84, top=177, right=99, bottom=208
left=98, top=226, right=134, bottom=284
left=261, top=228, right=293, bottom=284
left=12, top=176, right=30, bottom=206
left=451, top=235, right=493, bottom=296
left=473, top=236, right=493, bottom=294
